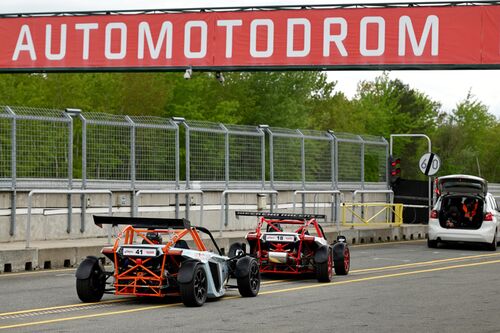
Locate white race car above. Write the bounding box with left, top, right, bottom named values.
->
left=75, top=216, right=260, bottom=307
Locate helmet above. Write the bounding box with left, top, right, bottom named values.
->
left=145, top=232, right=162, bottom=244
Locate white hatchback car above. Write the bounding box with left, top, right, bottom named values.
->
left=428, top=175, right=500, bottom=250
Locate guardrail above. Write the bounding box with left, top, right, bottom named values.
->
left=134, top=189, right=204, bottom=224
left=292, top=190, right=341, bottom=225
left=341, top=202, right=403, bottom=227
left=220, top=189, right=278, bottom=236
left=351, top=189, right=393, bottom=223
left=26, top=189, right=113, bottom=248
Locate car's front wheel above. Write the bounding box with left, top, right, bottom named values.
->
left=237, top=258, right=260, bottom=297
left=180, top=264, right=208, bottom=307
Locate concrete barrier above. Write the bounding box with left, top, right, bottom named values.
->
left=0, top=224, right=428, bottom=273
left=0, top=189, right=392, bottom=243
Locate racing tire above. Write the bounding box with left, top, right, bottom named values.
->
left=237, top=258, right=260, bottom=297
left=486, top=231, right=497, bottom=251
left=76, top=264, right=105, bottom=303
left=427, top=239, right=438, bottom=248
left=180, top=264, right=208, bottom=307
left=333, top=245, right=350, bottom=276
left=316, top=250, right=333, bottom=283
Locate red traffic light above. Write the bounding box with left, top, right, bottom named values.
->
left=390, top=158, right=401, bottom=167
left=391, top=168, right=401, bottom=176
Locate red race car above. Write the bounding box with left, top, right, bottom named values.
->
left=232, top=211, right=350, bottom=282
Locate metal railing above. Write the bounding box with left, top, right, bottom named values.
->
left=26, top=189, right=113, bottom=248
left=292, top=190, right=341, bottom=224
left=134, top=189, right=204, bottom=224
left=220, top=190, right=278, bottom=235
left=341, top=202, right=404, bottom=227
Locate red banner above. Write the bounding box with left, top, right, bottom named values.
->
left=1, top=5, right=500, bottom=71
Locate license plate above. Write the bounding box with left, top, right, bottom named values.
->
left=266, top=235, right=295, bottom=242
left=122, top=247, right=157, bottom=257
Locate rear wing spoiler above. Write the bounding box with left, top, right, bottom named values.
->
left=93, top=215, right=191, bottom=229
left=235, top=211, right=326, bottom=220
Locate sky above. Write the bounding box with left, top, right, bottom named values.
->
left=1, top=0, right=499, bottom=118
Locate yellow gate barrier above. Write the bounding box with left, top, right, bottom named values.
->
left=341, top=202, right=404, bottom=227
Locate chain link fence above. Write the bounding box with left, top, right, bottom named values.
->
left=130, top=116, right=178, bottom=184
left=0, top=107, right=389, bottom=191
left=184, top=121, right=265, bottom=189
left=0, top=106, right=72, bottom=189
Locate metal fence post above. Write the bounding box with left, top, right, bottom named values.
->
left=80, top=113, right=87, bottom=233
left=383, top=137, right=389, bottom=188
left=6, top=106, right=16, bottom=236
left=221, top=124, right=229, bottom=189
left=65, top=111, right=73, bottom=234
left=183, top=122, right=191, bottom=220
left=298, top=129, right=306, bottom=214
left=172, top=119, right=182, bottom=219
left=267, top=128, right=274, bottom=190
left=258, top=125, right=267, bottom=190
left=359, top=135, right=365, bottom=189
left=126, top=116, right=136, bottom=217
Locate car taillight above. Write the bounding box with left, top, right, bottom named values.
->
left=484, top=213, right=494, bottom=222
left=430, top=210, right=438, bottom=219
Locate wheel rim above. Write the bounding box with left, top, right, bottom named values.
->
left=193, top=269, right=207, bottom=302
left=90, top=267, right=103, bottom=292
left=249, top=262, right=260, bottom=291
left=343, top=248, right=350, bottom=272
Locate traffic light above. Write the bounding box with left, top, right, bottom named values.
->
left=389, top=155, right=401, bottom=185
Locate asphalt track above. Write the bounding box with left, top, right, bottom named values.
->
left=1, top=240, right=500, bottom=332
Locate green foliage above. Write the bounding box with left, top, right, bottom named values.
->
left=0, top=71, right=498, bottom=182
left=433, top=92, right=499, bottom=181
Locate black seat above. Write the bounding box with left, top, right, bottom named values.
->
left=175, top=240, right=189, bottom=249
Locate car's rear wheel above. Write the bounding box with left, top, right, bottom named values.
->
left=334, top=245, right=350, bottom=276
left=317, top=251, right=333, bottom=282
left=237, top=258, right=260, bottom=297
left=180, top=264, right=208, bottom=307
left=427, top=239, right=438, bottom=248
left=486, top=230, right=497, bottom=251
left=76, top=264, right=105, bottom=303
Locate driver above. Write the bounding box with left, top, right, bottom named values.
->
left=143, top=231, right=162, bottom=244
